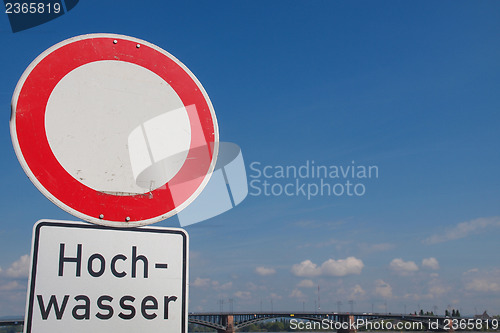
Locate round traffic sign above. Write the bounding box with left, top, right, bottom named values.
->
left=10, top=33, right=219, bottom=227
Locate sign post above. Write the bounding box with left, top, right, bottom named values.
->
left=24, top=220, right=188, bottom=333
left=10, top=34, right=212, bottom=333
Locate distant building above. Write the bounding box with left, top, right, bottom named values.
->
left=474, top=311, right=491, bottom=320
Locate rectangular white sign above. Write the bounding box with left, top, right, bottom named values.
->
left=24, top=220, right=188, bottom=333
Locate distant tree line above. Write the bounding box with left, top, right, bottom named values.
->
left=415, top=309, right=436, bottom=316
left=238, top=319, right=292, bottom=332
left=413, top=309, right=461, bottom=317
left=445, top=309, right=461, bottom=317
left=0, top=325, right=22, bottom=333
left=189, top=318, right=295, bottom=332
left=188, top=323, right=216, bottom=332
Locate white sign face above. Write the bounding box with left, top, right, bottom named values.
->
left=24, top=220, right=188, bottom=333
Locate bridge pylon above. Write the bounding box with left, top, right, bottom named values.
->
left=338, top=314, right=357, bottom=333
left=217, top=314, right=235, bottom=333
left=444, top=318, right=455, bottom=332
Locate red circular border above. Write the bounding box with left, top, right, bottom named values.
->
left=13, top=36, right=216, bottom=224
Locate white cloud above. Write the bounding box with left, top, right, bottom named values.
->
left=191, top=278, right=232, bottom=291
left=191, top=277, right=211, bottom=288
left=247, top=282, right=267, bottom=291
left=422, top=257, right=440, bottom=270
left=403, top=277, right=450, bottom=301
left=270, top=293, right=282, bottom=300
left=255, top=266, right=276, bottom=276
left=5, top=254, right=30, bottom=278
left=302, top=238, right=351, bottom=250
left=349, top=284, right=366, bottom=299
left=189, top=251, right=201, bottom=260
left=465, top=279, right=500, bottom=293
left=0, top=280, right=21, bottom=291
left=213, top=281, right=232, bottom=291
left=428, top=284, right=449, bottom=296
left=374, top=279, right=392, bottom=299
left=321, top=257, right=364, bottom=276
left=463, top=269, right=500, bottom=293
left=294, top=220, right=345, bottom=229
left=389, top=258, right=418, bottom=276
left=291, top=257, right=364, bottom=278
left=234, top=291, right=251, bottom=299
left=424, top=216, right=500, bottom=244
left=463, top=268, right=479, bottom=275
left=359, top=243, right=395, bottom=253
left=297, top=279, right=315, bottom=288
left=291, top=260, right=321, bottom=277
left=290, top=288, right=306, bottom=299
left=404, top=292, right=434, bottom=301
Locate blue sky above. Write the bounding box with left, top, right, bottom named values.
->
left=1, top=0, right=499, bottom=317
